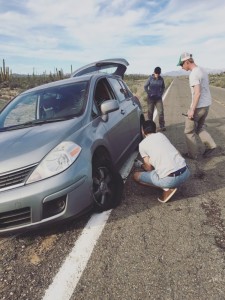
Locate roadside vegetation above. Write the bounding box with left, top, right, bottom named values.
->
left=124, top=74, right=173, bottom=115
left=209, top=72, right=225, bottom=88
left=0, top=58, right=224, bottom=111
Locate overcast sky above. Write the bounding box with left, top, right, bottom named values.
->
left=1, top=0, right=225, bottom=75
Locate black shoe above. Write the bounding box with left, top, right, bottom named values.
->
left=203, top=148, right=216, bottom=157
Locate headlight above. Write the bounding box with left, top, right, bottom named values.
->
left=26, top=141, right=82, bottom=184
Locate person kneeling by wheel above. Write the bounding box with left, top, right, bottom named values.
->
left=133, top=120, right=190, bottom=203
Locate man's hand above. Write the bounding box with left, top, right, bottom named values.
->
left=143, top=163, right=154, bottom=171
left=143, top=156, right=154, bottom=171
left=134, top=158, right=154, bottom=171
left=188, top=108, right=195, bottom=119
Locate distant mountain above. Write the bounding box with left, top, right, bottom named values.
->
left=163, top=70, right=189, bottom=77
left=164, top=68, right=225, bottom=77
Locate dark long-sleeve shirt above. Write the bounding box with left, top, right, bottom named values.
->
left=144, top=75, right=165, bottom=99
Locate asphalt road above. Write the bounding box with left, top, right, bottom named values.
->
left=1, top=77, right=225, bottom=300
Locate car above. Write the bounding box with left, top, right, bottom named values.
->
left=0, top=58, right=144, bottom=233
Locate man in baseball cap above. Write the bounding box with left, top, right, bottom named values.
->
left=177, top=52, right=192, bottom=66
left=177, top=52, right=217, bottom=159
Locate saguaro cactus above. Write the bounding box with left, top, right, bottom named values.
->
left=0, top=59, right=10, bottom=81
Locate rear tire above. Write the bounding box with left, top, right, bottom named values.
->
left=92, top=155, right=124, bottom=212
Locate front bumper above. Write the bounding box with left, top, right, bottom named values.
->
left=0, top=171, right=92, bottom=233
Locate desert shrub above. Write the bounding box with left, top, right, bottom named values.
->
left=130, top=86, right=138, bottom=94
left=209, top=72, right=225, bottom=88
left=164, top=76, right=173, bottom=89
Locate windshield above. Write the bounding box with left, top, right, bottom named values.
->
left=0, top=81, right=88, bottom=130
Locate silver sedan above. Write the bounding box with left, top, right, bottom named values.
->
left=0, top=58, right=144, bottom=233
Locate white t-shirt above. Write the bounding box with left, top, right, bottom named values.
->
left=139, top=132, right=186, bottom=178
left=189, top=66, right=212, bottom=108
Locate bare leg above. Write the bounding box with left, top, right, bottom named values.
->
left=133, top=171, right=162, bottom=190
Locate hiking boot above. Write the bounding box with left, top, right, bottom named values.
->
left=158, top=188, right=177, bottom=203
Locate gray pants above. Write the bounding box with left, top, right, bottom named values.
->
left=184, top=106, right=216, bottom=158
left=147, top=97, right=165, bottom=128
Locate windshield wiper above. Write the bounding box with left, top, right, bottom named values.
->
left=0, top=116, right=75, bottom=132
left=23, top=118, right=69, bottom=125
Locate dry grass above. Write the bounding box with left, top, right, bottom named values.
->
left=0, top=73, right=224, bottom=111
left=124, top=75, right=173, bottom=116
left=209, top=72, right=225, bottom=88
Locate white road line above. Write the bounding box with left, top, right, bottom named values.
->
left=212, top=97, right=225, bottom=107
left=42, top=152, right=137, bottom=300
left=153, top=80, right=173, bottom=120
left=42, top=210, right=112, bottom=300
left=163, top=80, right=173, bottom=101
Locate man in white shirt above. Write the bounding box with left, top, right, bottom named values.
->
left=133, top=120, right=190, bottom=203
left=177, top=52, right=217, bottom=159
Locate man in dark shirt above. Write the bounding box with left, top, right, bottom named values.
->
left=144, top=66, right=166, bottom=131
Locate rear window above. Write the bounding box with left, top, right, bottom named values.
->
left=73, top=65, right=120, bottom=77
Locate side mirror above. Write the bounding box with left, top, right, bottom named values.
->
left=100, top=100, right=119, bottom=121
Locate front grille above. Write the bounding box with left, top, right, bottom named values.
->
left=0, top=165, right=37, bottom=191
left=0, top=207, right=31, bottom=229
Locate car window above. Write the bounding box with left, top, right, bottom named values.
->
left=0, top=81, right=88, bottom=129
left=119, top=80, right=133, bottom=98
left=71, top=58, right=128, bottom=78
left=46, top=82, right=88, bottom=119
left=94, top=78, right=115, bottom=110
left=108, top=78, right=127, bottom=102
left=91, top=102, right=99, bottom=118
left=73, top=65, right=119, bottom=77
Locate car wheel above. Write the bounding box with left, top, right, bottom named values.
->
left=92, top=156, right=124, bottom=212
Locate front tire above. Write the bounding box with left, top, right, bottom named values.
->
left=92, top=156, right=124, bottom=212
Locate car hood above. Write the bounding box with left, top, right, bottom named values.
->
left=0, top=119, right=82, bottom=173
left=71, top=58, right=129, bottom=78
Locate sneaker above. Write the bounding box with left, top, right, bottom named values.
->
left=134, top=159, right=143, bottom=168
left=158, top=188, right=177, bottom=203
left=203, top=147, right=216, bottom=157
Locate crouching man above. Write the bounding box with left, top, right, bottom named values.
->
left=133, top=120, right=190, bottom=203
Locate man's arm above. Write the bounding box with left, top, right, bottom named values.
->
left=142, top=156, right=154, bottom=171
left=161, top=78, right=165, bottom=95
left=144, top=78, right=150, bottom=93
left=188, top=84, right=201, bottom=119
